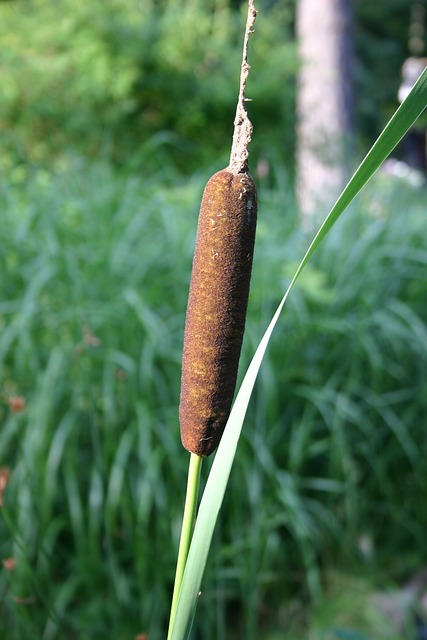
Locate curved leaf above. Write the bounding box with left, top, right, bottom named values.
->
left=170, top=67, right=427, bottom=640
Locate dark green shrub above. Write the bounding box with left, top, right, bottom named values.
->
left=0, top=0, right=296, bottom=171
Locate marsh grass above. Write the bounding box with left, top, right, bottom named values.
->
left=1, top=159, right=427, bottom=638
left=0, top=160, right=195, bottom=639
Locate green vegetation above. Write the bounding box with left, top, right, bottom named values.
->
left=0, top=0, right=418, bottom=172
left=0, top=0, right=295, bottom=171
left=1, top=0, right=426, bottom=638
left=1, top=158, right=426, bottom=638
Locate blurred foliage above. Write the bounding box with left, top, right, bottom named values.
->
left=1, top=0, right=423, bottom=174
left=0, top=0, right=296, bottom=172
left=354, top=0, right=420, bottom=145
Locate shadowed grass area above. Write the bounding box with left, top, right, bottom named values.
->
left=1, top=159, right=426, bottom=638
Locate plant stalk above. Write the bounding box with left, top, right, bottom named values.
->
left=167, top=452, right=203, bottom=639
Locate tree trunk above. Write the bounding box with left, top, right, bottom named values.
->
left=296, top=0, right=354, bottom=224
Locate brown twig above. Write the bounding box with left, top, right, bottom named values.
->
left=228, top=0, right=257, bottom=175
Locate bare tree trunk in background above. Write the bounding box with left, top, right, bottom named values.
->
left=296, top=0, right=354, bottom=224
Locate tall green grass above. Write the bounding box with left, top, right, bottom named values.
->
left=1, top=159, right=427, bottom=638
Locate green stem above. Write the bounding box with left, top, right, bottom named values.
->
left=167, top=452, right=203, bottom=639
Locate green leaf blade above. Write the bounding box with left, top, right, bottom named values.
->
left=169, top=67, right=427, bottom=640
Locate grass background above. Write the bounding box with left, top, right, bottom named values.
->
left=1, top=157, right=426, bottom=639
left=1, top=0, right=427, bottom=637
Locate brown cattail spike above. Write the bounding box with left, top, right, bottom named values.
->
left=179, top=0, right=257, bottom=456
left=179, top=170, right=257, bottom=456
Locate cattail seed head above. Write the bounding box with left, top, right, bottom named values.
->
left=179, top=169, right=257, bottom=456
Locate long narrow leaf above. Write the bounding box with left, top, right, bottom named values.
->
left=170, top=67, right=427, bottom=640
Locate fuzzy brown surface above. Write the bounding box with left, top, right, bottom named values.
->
left=179, top=169, right=257, bottom=456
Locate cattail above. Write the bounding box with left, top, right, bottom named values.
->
left=179, top=1, right=257, bottom=457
